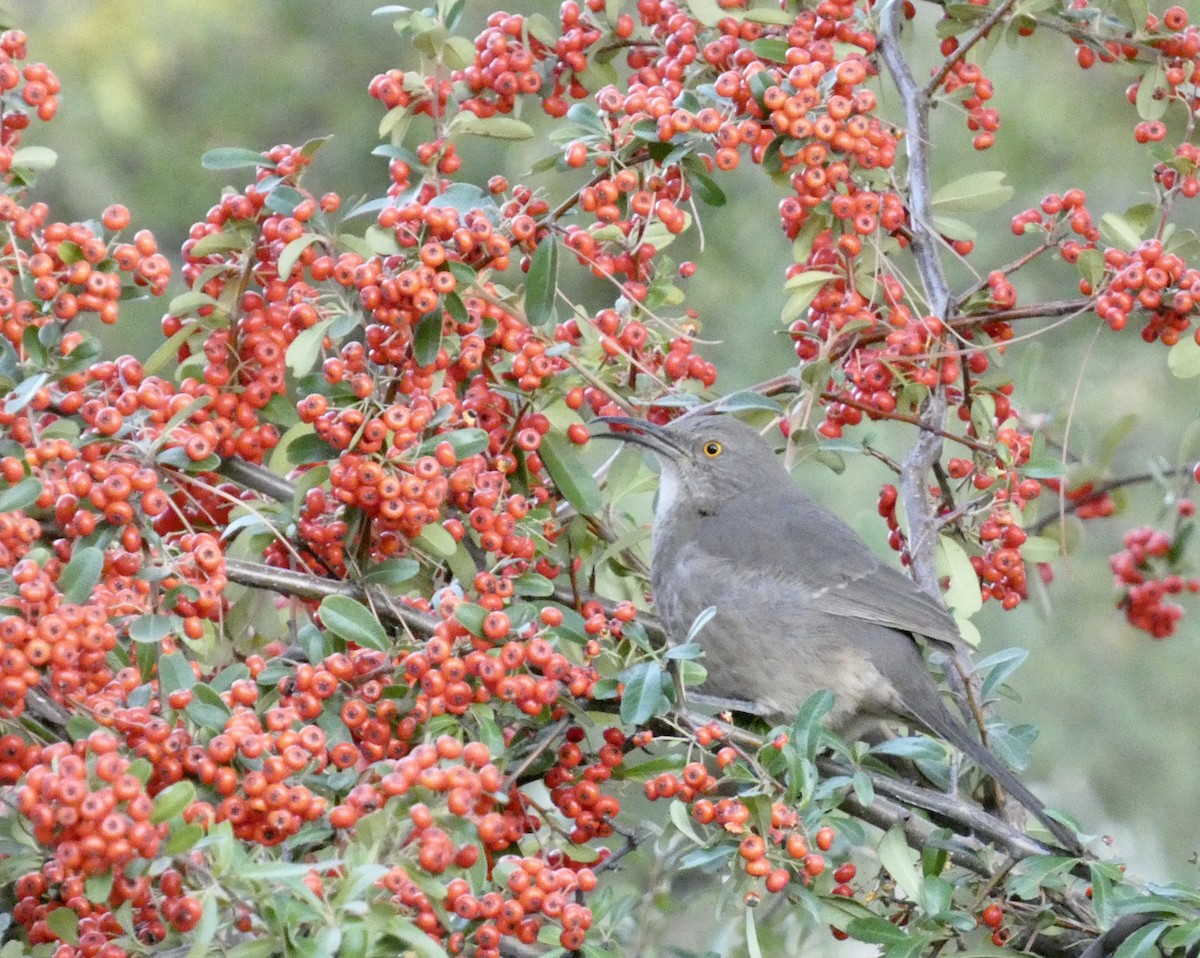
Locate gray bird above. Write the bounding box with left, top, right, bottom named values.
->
left=599, top=413, right=1078, bottom=852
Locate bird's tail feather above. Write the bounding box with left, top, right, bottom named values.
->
left=919, top=702, right=1081, bottom=854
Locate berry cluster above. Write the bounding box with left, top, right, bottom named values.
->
left=1110, top=517, right=1199, bottom=639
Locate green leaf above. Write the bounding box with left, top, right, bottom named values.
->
left=937, top=535, right=983, bottom=619
left=58, top=546, right=103, bottom=604
left=931, top=171, right=1014, bottom=214
left=285, top=316, right=335, bottom=377
left=1168, top=336, right=1200, bottom=379
left=5, top=372, right=50, bottom=415
left=514, top=572, right=555, bottom=597
left=46, top=907, right=79, bottom=944
left=413, top=311, right=443, bottom=367
left=164, top=822, right=204, bottom=856
left=525, top=235, right=559, bottom=327
left=454, top=603, right=487, bottom=637
left=185, top=891, right=220, bottom=958
left=277, top=233, right=322, bottom=279
left=1019, top=535, right=1061, bottom=563
left=189, top=230, right=249, bottom=257
left=688, top=168, right=726, bottom=207
left=847, top=914, right=915, bottom=947
left=1100, top=212, right=1143, bottom=249
left=129, top=614, right=178, bottom=644
left=151, top=780, right=196, bottom=824
left=745, top=904, right=764, bottom=958
left=414, top=522, right=456, bottom=558
left=421, top=426, right=488, bottom=459
left=201, top=147, right=268, bottom=170
left=620, top=660, right=668, bottom=724
left=318, top=595, right=390, bottom=652
left=669, top=798, right=705, bottom=844
left=265, top=184, right=306, bottom=215
left=159, top=651, right=196, bottom=695
left=539, top=430, right=602, bottom=515
left=714, top=391, right=783, bottom=414
left=452, top=115, right=535, bottom=140
left=362, top=557, right=420, bottom=585
left=931, top=214, right=977, bottom=242
left=877, top=825, right=922, bottom=901
left=685, top=605, right=717, bottom=643
left=186, top=683, right=233, bottom=731
left=13, top=145, right=58, bottom=171
left=1111, top=921, right=1169, bottom=958
left=0, top=475, right=41, bottom=511
left=869, top=736, right=948, bottom=762
left=1136, top=62, right=1168, bottom=121
left=750, top=37, right=790, bottom=62
left=1023, top=457, right=1067, bottom=478
left=144, top=321, right=203, bottom=375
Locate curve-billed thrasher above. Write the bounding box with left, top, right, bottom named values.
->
left=600, top=413, right=1078, bottom=851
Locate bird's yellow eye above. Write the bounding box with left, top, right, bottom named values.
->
left=703, top=440, right=722, bottom=458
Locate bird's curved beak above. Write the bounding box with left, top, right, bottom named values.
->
left=591, top=416, right=689, bottom=461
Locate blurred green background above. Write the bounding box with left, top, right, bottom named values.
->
left=10, top=0, right=1200, bottom=882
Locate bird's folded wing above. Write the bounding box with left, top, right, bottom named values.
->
left=699, top=488, right=969, bottom=652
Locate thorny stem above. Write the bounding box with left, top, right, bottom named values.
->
left=925, top=0, right=1022, bottom=96
left=879, top=0, right=954, bottom=597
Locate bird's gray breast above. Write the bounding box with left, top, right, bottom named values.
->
left=651, top=505, right=904, bottom=727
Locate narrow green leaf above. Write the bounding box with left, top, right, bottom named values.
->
left=452, top=115, right=535, bottom=140
left=714, top=391, right=783, bottom=413
left=201, top=147, right=268, bottom=171
left=937, top=535, right=983, bottom=619
left=1111, top=921, right=1169, bottom=958
left=159, top=651, right=196, bottom=695
left=318, top=595, right=390, bottom=652
left=420, top=426, right=488, bottom=459
left=514, top=572, right=555, bottom=596
left=685, top=606, right=717, bottom=643
left=931, top=171, right=1014, bottom=214
left=1136, top=63, right=1169, bottom=121
left=620, top=660, right=667, bottom=725
left=870, top=736, right=948, bottom=762
left=1101, top=212, right=1143, bottom=249
left=414, top=521, right=457, bottom=558
left=1019, top=535, right=1061, bottom=563
left=189, top=231, right=249, bottom=257
left=878, top=826, right=922, bottom=901
left=0, top=475, right=41, bottom=511
left=184, top=891, right=220, bottom=958
left=454, top=603, right=487, bottom=637
left=186, top=683, right=233, bottom=731
left=525, top=235, right=559, bottom=327
left=285, top=317, right=335, bottom=377
left=129, top=614, right=178, bottom=644
left=144, top=322, right=202, bottom=375
left=362, top=557, right=420, bottom=585
left=13, top=145, right=58, bottom=171
left=265, top=184, right=306, bottom=215
left=413, top=311, right=443, bottom=367
left=745, top=906, right=764, bottom=958
left=688, top=168, right=726, bottom=206
left=539, top=430, right=602, bottom=515
left=277, top=233, right=322, bottom=279
left=58, top=546, right=103, bottom=604
left=5, top=372, right=50, bottom=415
left=151, top=780, right=196, bottom=824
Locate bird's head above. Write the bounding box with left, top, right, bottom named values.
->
left=596, top=415, right=784, bottom=514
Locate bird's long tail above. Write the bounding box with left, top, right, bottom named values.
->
left=918, top=701, right=1082, bottom=854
